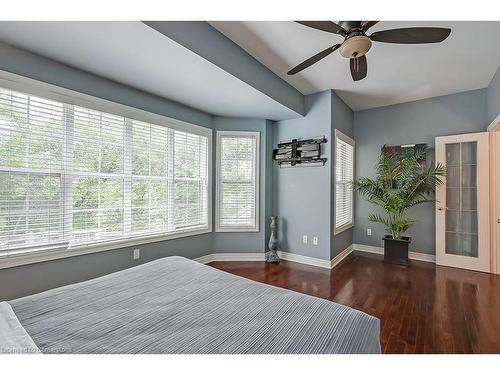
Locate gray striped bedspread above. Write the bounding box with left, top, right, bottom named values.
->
left=9, top=256, right=381, bottom=354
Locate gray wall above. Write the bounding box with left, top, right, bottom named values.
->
left=211, top=117, right=274, bottom=253
left=331, top=92, right=354, bottom=258
left=488, top=66, right=500, bottom=124
left=264, top=120, right=275, bottom=247
left=353, top=89, right=488, bottom=254
left=0, top=234, right=212, bottom=300
left=273, top=91, right=333, bottom=260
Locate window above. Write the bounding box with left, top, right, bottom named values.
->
left=335, top=129, right=355, bottom=234
left=173, top=130, right=208, bottom=229
left=216, top=131, right=259, bottom=232
left=0, top=85, right=210, bottom=256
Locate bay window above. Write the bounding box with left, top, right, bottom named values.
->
left=0, top=85, right=210, bottom=257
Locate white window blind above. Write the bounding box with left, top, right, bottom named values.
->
left=0, top=86, right=210, bottom=254
left=173, top=130, right=208, bottom=229
left=216, top=131, right=259, bottom=232
left=131, top=119, right=168, bottom=235
left=71, top=106, right=125, bottom=244
left=0, top=89, right=65, bottom=251
left=335, top=130, right=355, bottom=233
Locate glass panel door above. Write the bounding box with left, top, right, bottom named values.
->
left=445, top=142, right=478, bottom=257
left=436, top=132, right=489, bottom=273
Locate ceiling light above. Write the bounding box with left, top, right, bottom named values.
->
left=339, top=35, right=372, bottom=58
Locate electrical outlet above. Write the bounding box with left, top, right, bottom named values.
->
left=367, top=228, right=372, bottom=236
left=302, top=235, right=308, bottom=244
left=133, top=248, right=140, bottom=260
left=313, top=237, right=318, bottom=245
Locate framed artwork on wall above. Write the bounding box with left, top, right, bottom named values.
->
left=382, top=143, right=427, bottom=189
left=383, top=143, right=427, bottom=166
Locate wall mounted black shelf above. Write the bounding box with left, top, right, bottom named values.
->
left=273, top=136, right=327, bottom=167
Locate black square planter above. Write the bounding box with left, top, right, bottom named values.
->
left=383, top=235, right=411, bottom=266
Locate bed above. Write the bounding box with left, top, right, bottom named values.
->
left=7, top=256, right=381, bottom=354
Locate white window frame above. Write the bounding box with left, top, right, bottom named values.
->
left=0, top=70, right=212, bottom=269
left=215, top=131, right=260, bottom=232
left=334, top=129, right=355, bottom=235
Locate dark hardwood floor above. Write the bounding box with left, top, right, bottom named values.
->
left=210, top=253, right=500, bottom=354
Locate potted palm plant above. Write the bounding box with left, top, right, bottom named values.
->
left=354, top=145, right=446, bottom=266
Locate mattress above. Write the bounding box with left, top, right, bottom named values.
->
left=9, top=256, right=381, bottom=354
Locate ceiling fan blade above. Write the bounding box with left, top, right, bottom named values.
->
left=295, top=21, right=346, bottom=36
left=361, top=21, right=379, bottom=31
left=350, top=55, right=367, bottom=81
left=287, top=44, right=341, bottom=75
left=370, top=27, right=451, bottom=44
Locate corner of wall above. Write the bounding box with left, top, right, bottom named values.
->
left=264, top=120, right=275, bottom=249
left=487, top=65, right=500, bottom=124
left=272, top=91, right=333, bottom=261
left=330, top=90, right=355, bottom=259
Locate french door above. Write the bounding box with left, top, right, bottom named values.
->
left=435, top=132, right=490, bottom=272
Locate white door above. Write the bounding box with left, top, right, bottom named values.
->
left=435, top=132, right=490, bottom=272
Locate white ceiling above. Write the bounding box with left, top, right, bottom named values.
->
left=210, top=21, right=500, bottom=111
left=0, top=21, right=299, bottom=120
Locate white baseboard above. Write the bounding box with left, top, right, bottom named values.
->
left=353, top=244, right=384, bottom=255
left=330, top=245, right=354, bottom=268
left=195, top=245, right=355, bottom=270
left=194, top=252, right=266, bottom=264
left=193, top=254, right=215, bottom=264
left=194, top=244, right=435, bottom=268
left=407, top=251, right=436, bottom=263
left=277, top=251, right=332, bottom=269
left=353, top=243, right=436, bottom=263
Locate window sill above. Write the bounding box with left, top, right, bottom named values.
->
left=334, top=223, right=354, bottom=236
left=0, top=228, right=211, bottom=270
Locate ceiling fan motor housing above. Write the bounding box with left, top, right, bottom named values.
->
left=339, top=35, right=372, bottom=58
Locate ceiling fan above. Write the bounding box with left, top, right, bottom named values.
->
left=287, top=21, right=451, bottom=81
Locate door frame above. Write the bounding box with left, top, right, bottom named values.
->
left=489, top=116, right=500, bottom=274
left=435, top=132, right=490, bottom=273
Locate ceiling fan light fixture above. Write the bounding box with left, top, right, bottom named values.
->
left=339, top=35, right=372, bottom=58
